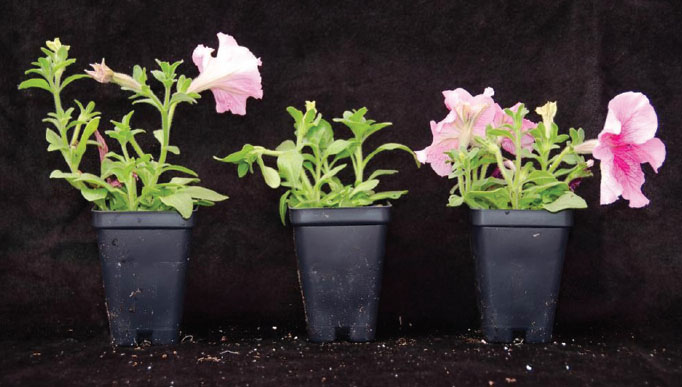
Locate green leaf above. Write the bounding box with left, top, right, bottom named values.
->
left=364, top=143, right=419, bottom=167
left=369, top=190, right=408, bottom=202
left=49, top=170, right=78, bottom=179
left=45, top=129, right=64, bottom=151
left=60, top=74, right=89, bottom=89
left=524, top=170, right=557, bottom=185
left=80, top=186, right=108, bottom=202
left=151, top=69, right=166, bottom=83
left=486, top=128, right=514, bottom=140
left=562, top=154, right=579, bottom=165
left=368, top=169, right=398, bottom=180
left=542, top=191, right=588, bottom=212
left=464, top=188, right=510, bottom=209
left=167, top=145, right=180, bottom=155
left=279, top=191, right=291, bottom=225
left=74, top=173, right=117, bottom=191
left=305, top=119, right=333, bottom=149
left=169, top=177, right=200, bottom=185
left=73, top=117, right=100, bottom=165
left=160, top=192, right=194, bottom=218
left=364, top=122, right=392, bottom=139
left=276, top=140, right=296, bottom=152
left=18, top=78, right=51, bottom=92
left=257, top=158, right=280, bottom=188
left=237, top=162, right=249, bottom=177
left=319, top=164, right=346, bottom=184
left=170, top=93, right=198, bottom=105
left=162, top=164, right=198, bottom=177
left=447, top=194, right=464, bottom=207
left=277, top=150, right=303, bottom=185
left=286, top=106, right=303, bottom=123
left=215, top=144, right=255, bottom=164
left=351, top=179, right=379, bottom=196
left=182, top=186, right=228, bottom=202
left=325, top=139, right=350, bottom=156
left=153, top=129, right=164, bottom=145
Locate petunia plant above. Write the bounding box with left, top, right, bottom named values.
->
left=20, top=33, right=263, bottom=218
left=417, top=87, right=665, bottom=210
left=217, top=101, right=419, bottom=224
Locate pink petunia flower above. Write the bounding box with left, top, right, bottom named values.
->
left=187, top=33, right=263, bottom=115
left=417, top=87, right=496, bottom=176
left=592, top=92, right=665, bottom=208
left=492, top=102, right=536, bottom=155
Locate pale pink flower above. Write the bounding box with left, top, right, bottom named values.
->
left=415, top=115, right=460, bottom=176
left=593, top=92, right=665, bottom=208
left=492, top=103, right=536, bottom=155
left=188, top=33, right=263, bottom=115
left=417, top=87, right=496, bottom=176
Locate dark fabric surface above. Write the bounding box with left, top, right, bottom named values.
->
left=2, top=327, right=681, bottom=386
left=1, top=0, right=681, bottom=340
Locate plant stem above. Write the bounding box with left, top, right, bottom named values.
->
left=353, top=142, right=364, bottom=185
left=548, top=147, right=570, bottom=173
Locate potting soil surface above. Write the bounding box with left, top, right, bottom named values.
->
left=1, top=326, right=680, bottom=386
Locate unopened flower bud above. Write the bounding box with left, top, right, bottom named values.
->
left=574, top=139, right=599, bottom=154
left=46, top=38, right=69, bottom=52
left=586, top=159, right=594, bottom=168
left=503, top=159, right=516, bottom=172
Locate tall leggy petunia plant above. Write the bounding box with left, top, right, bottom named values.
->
left=20, top=33, right=263, bottom=346
left=19, top=34, right=263, bottom=218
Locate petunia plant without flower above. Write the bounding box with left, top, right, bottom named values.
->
left=217, top=101, right=419, bottom=224
left=20, top=33, right=263, bottom=218
left=417, top=87, right=665, bottom=210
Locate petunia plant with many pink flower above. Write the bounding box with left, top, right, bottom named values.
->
left=418, top=87, right=665, bottom=210
left=19, top=33, right=263, bottom=218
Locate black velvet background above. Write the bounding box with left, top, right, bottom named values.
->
left=1, top=0, right=681, bottom=339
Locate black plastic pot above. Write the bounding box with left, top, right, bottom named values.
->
left=290, top=206, right=391, bottom=342
left=92, top=211, right=195, bottom=346
left=470, top=209, right=573, bottom=343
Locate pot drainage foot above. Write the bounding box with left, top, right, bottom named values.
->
left=525, top=328, right=551, bottom=343
left=308, top=326, right=337, bottom=342
left=349, top=327, right=374, bottom=342
left=482, top=326, right=553, bottom=344
left=307, top=326, right=376, bottom=342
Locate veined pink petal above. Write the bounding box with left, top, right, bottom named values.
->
left=602, top=92, right=657, bottom=144
left=632, top=137, right=666, bottom=173
left=420, top=87, right=499, bottom=176
left=188, top=32, right=263, bottom=115
left=443, top=88, right=474, bottom=111
left=594, top=92, right=664, bottom=207
left=418, top=138, right=459, bottom=177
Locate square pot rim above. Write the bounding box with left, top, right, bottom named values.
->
left=289, top=205, right=391, bottom=226
left=92, top=209, right=196, bottom=229
left=470, top=209, right=573, bottom=228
